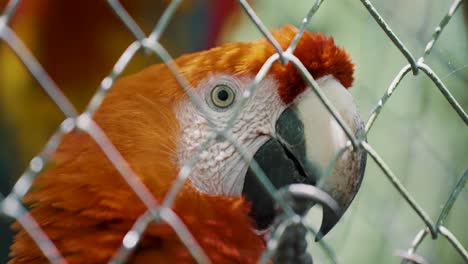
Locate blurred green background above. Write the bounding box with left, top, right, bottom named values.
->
left=1, top=0, right=467, bottom=263
left=223, top=1, right=467, bottom=263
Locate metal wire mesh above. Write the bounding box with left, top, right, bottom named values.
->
left=0, top=0, right=467, bottom=263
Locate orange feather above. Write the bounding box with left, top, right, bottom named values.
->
left=9, top=25, right=353, bottom=263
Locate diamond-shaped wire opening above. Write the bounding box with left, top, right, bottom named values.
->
left=0, top=0, right=211, bottom=263
left=356, top=0, right=467, bottom=261
left=1, top=0, right=467, bottom=263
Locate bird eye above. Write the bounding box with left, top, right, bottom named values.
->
left=210, top=84, right=236, bottom=109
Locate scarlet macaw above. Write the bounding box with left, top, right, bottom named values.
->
left=9, top=25, right=366, bottom=263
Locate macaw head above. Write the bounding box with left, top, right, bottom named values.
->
left=95, top=25, right=366, bottom=240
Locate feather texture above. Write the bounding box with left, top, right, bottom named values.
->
left=9, top=25, right=353, bottom=263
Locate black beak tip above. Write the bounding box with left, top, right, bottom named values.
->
left=315, top=208, right=341, bottom=241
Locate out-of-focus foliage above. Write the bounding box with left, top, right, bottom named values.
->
left=221, top=0, right=467, bottom=263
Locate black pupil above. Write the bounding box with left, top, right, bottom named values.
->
left=217, top=89, right=229, bottom=101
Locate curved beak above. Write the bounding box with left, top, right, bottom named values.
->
left=242, top=108, right=318, bottom=230
left=242, top=107, right=365, bottom=240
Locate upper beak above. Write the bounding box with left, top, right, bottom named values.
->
left=242, top=107, right=365, bottom=240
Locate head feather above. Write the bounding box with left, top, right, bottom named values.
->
left=173, top=24, right=354, bottom=104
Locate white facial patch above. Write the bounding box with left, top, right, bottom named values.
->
left=176, top=75, right=286, bottom=196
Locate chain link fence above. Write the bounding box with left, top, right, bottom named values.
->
left=0, top=0, right=467, bottom=263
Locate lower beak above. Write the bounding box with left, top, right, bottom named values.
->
left=242, top=107, right=360, bottom=240
left=242, top=137, right=316, bottom=230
